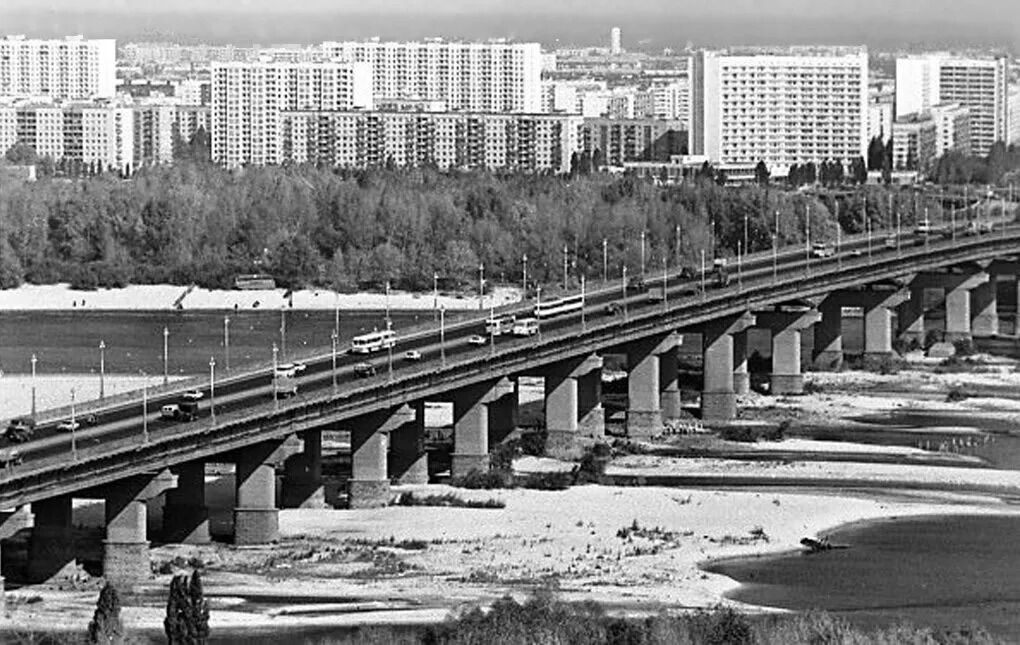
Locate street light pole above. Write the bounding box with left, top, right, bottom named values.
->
left=98, top=340, right=106, bottom=400
left=142, top=377, right=149, bottom=444
left=772, top=234, right=778, bottom=284
left=387, top=319, right=394, bottom=382
left=661, top=256, right=668, bottom=311
left=737, top=242, right=743, bottom=292
left=223, top=316, right=231, bottom=372
left=385, top=280, right=391, bottom=326
left=522, top=254, right=528, bottom=296
left=280, top=306, right=287, bottom=360
left=562, top=245, right=568, bottom=290
left=602, top=239, right=608, bottom=284
left=432, top=272, right=439, bottom=321
left=335, top=290, right=341, bottom=335
left=640, top=230, right=646, bottom=278
left=536, top=286, right=543, bottom=335
left=865, top=196, right=872, bottom=262
left=30, top=353, right=37, bottom=419
left=478, top=264, right=484, bottom=311
left=581, top=276, right=587, bottom=330
left=743, top=213, right=749, bottom=257
left=440, top=305, right=447, bottom=366
left=700, top=250, right=706, bottom=297
left=209, top=357, right=216, bottom=425
left=272, top=343, right=279, bottom=409
left=805, top=204, right=811, bottom=274
left=70, top=388, right=77, bottom=461
left=162, top=326, right=169, bottom=385
left=674, top=224, right=681, bottom=270
left=330, top=330, right=338, bottom=391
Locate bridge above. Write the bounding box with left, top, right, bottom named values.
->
left=2, top=215, right=1019, bottom=592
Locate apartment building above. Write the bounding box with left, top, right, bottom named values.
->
left=280, top=110, right=582, bottom=173
left=580, top=118, right=688, bottom=167
left=0, top=35, right=116, bottom=100
left=690, top=46, right=869, bottom=177
left=895, top=54, right=1009, bottom=155
left=929, top=102, right=971, bottom=156
left=210, top=58, right=372, bottom=167
left=868, top=99, right=894, bottom=143
left=1009, top=84, right=1020, bottom=145
left=321, top=39, right=542, bottom=113
left=0, top=100, right=133, bottom=174
left=891, top=113, right=937, bottom=171
left=133, top=102, right=175, bottom=166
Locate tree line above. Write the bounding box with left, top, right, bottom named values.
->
left=0, top=160, right=959, bottom=293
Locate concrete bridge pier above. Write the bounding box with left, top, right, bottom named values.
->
left=625, top=334, right=679, bottom=437
left=756, top=308, right=821, bottom=395
left=732, top=330, right=750, bottom=394
left=234, top=438, right=299, bottom=545
left=163, top=460, right=211, bottom=544
left=489, top=377, right=519, bottom=447
left=659, top=336, right=683, bottom=422
left=282, top=429, right=326, bottom=509
left=945, top=272, right=990, bottom=343
left=350, top=406, right=420, bottom=508
left=896, top=287, right=927, bottom=344
left=27, top=495, right=75, bottom=583
left=864, top=289, right=910, bottom=364
left=971, top=278, right=999, bottom=337
left=811, top=299, right=843, bottom=371
left=697, top=312, right=756, bottom=421
left=388, top=401, right=429, bottom=485
left=452, top=380, right=502, bottom=477
left=545, top=354, right=603, bottom=456
left=103, top=470, right=176, bottom=587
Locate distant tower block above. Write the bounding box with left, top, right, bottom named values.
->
left=610, top=27, right=622, bottom=55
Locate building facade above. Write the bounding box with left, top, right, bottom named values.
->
left=280, top=110, right=582, bottom=173
left=210, top=59, right=372, bottom=167
left=133, top=103, right=175, bottom=167
left=580, top=118, right=688, bottom=167
left=891, top=113, right=937, bottom=171
left=895, top=54, right=1009, bottom=155
left=691, top=46, right=869, bottom=177
left=929, top=102, right=971, bottom=156
left=321, top=39, right=542, bottom=113
left=0, top=35, right=116, bottom=100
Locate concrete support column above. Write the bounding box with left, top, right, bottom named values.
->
left=812, top=300, right=843, bottom=371
left=349, top=407, right=418, bottom=508
left=971, top=278, right=999, bottom=337
left=452, top=381, right=499, bottom=477
left=544, top=356, right=601, bottom=455
left=864, top=305, right=895, bottom=360
left=577, top=366, right=604, bottom=439
left=698, top=312, right=756, bottom=421
left=28, top=495, right=75, bottom=583
left=659, top=341, right=682, bottom=422
left=945, top=288, right=972, bottom=342
left=104, top=471, right=176, bottom=586
left=163, top=461, right=210, bottom=544
left=732, top=330, right=750, bottom=395
left=625, top=336, right=666, bottom=437
left=488, top=378, right=519, bottom=446
left=234, top=440, right=292, bottom=545
left=388, top=401, right=429, bottom=485
left=757, top=309, right=821, bottom=395
left=897, top=288, right=926, bottom=342
left=908, top=270, right=988, bottom=343
left=282, top=429, right=326, bottom=509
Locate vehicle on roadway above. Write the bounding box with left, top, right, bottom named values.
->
left=5, top=417, right=35, bottom=443
left=403, top=350, right=422, bottom=362
left=351, top=329, right=397, bottom=354
left=182, top=390, right=204, bottom=401
left=811, top=242, right=835, bottom=258
left=485, top=314, right=516, bottom=336
left=468, top=334, right=488, bottom=346
left=885, top=234, right=898, bottom=249
left=354, top=362, right=377, bottom=378
left=0, top=446, right=22, bottom=468
left=646, top=287, right=665, bottom=303
left=512, top=317, right=539, bottom=336
left=534, top=294, right=583, bottom=319
left=161, top=400, right=200, bottom=422
left=57, top=419, right=81, bottom=432
left=603, top=302, right=623, bottom=316
left=913, top=219, right=936, bottom=243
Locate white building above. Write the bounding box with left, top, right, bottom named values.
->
left=929, top=102, right=971, bottom=156
left=133, top=102, right=176, bottom=167
left=0, top=35, right=116, bottom=100
left=641, top=80, right=690, bottom=123
left=691, top=46, right=869, bottom=177
left=895, top=54, right=1009, bottom=155
left=321, top=39, right=542, bottom=113
left=210, top=58, right=372, bottom=167
left=610, top=28, right=622, bottom=56
left=1008, top=84, right=1020, bottom=145
left=868, top=99, right=894, bottom=143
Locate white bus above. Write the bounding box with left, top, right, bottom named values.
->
left=533, top=294, right=583, bottom=319
left=512, top=317, right=539, bottom=337
left=485, top=314, right=516, bottom=336
left=351, top=329, right=397, bottom=354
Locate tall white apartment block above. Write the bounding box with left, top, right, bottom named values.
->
left=321, top=39, right=542, bottom=113
left=610, top=28, right=622, bottom=56
left=643, top=80, right=690, bottom=122
left=0, top=35, right=116, bottom=100
left=210, top=58, right=372, bottom=167
left=929, top=102, right=971, bottom=156
left=895, top=54, right=1009, bottom=155
left=868, top=99, right=894, bottom=143
left=133, top=102, right=176, bottom=167
left=691, top=46, right=868, bottom=176
left=1009, top=85, right=1020, bottom=145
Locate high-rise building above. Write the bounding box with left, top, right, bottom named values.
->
left=610, top=28, right=622, bottom=56
left=321, top=39, right=542, bottom=113
left=1008, top=84, right=1020, bottom=145
left=133, top=102, right=176, bottom=167
left=929, top=102, right=971, bottom=156
left=868, top=99, right=894, bottom=143
left=895, top=54, right=1009, bottom=155
left=690, top=46, right=869, bottom=177
left=280, top=109, right=582, bottom=173
left=892, top=113, right=937, bottom=171
left=210, top=58, right=372, bottom=167
left=580, top=117, right=688, bottom=167
left=0, top=35, right=116, bottom=100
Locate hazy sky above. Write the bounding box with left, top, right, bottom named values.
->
left=2, top=0, right=1017, bottom=49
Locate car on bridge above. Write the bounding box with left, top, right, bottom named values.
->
left=182, top=390, right=204, bottom=401
left=468, top=334, right=488, bottom=346
left=0, top=446, right=22, bottom=468
left=161, top=400, right=200, bottom=422
left=811, top=242, right=835, bottom=258
left=885, top=234, right=898, bottom=249
left=5, top=417, right=35, bottom=443
left=354, top=362, right=377, bottom=378
left=57, top=419, right=81, bottom=432
left=403, top=350, right=422, bottom=362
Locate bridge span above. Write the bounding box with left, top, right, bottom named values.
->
left=2, top=219, right=1020, bottom=590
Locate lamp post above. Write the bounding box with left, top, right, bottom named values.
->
left=640, top=230, right=646, bottom=278
left=536, top=285, right=543, bottom=335
left=522, top=254, right=528, bottom=295
left=805, top=204, right=812, bottom=274
left=70, top=388, right=77, bottom=461
left=674, top=224, right=681, bottom=270
left=142, top=376, right=149, bottom=444
left=621, top=267, right=628, bottom=319
left=30, top=353, right=37, bottom=419
left=489, top=304, right=496, bottom=358
left=581, top=276, right=587, bottom=330
left=743, top=213, right=749, bottom=257
left=223, top=316, right=231, bottom=372
left=865, top=196, right=872, bottom=262
left=478, top=264, right=484, bottom=311
left=162, top=326, right=169, bottom=385
left=209, top=357, right=216, bottom=425
left=700, top=250, right=706, bottom=297
left=562, top=245, right=568, bottom=290
left=772, top=233, right=778, bottom=284
left=335, top=290, right=341, bottom=335
left=98, top=340, right=106, bottom=400
left=661, top=256, right=668, bottom=311
left=439, top=305, right=447, bottom=366
left=330, top=330, right=338, bottom=391
left=896, top=208, right=902, bottom=255
left=385, top=280, right=391, bottom=326
left=386, top=319, right=394, bottom=382
left=602, top=239, right=608, bottom=284
left=433, top=272, right=439, bottom=321
left=924, top=207, right=930, bottom=251
left=272, top=343, right=279, bottom=409
left=280, top=306, right=287, bottom=360
left=737, top=242, right=743, bottom=292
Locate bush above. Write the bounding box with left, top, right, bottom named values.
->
left=946, top=386, right=971, bottom=402
left=164, top=570, right=210, bottom=645
left=488, top=441, right=519, bottom=474
left=760, top=420, right=790, bottom=442
left=892, top=336, right=921, bottom=355
left=449, top=468, right=512, bottom=490
left=953, top=338, right=977, bottom=356
left=924, top=329, right=945, bottom=350
left=575, top=443, right=612, bottom=484
left=88, top=582, right=124, bottom=645
left=519, top=471, right=574, bottom=491
left=719, top=427, right=756, bottom=443
left=519, top=429, right=547, bottom=457
left=392, top=491, right=504, bottom=509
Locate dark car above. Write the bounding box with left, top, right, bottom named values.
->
left=5, top=417, right=36, bottom=443
left=354, top=362, right=377, bottom=378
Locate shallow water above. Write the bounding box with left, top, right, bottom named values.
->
left=706, top=514, right=1020, bottom=639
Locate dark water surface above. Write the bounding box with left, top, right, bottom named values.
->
left=706, top=515, right=1020, bottom=639
left=0, top=309, right=472, bottom=376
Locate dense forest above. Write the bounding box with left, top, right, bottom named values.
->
left=0, top=161, right=997, bottom=292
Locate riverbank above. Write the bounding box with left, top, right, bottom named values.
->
left=0, top=283, right=522, bottom=312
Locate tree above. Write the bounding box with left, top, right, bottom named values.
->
left=867, top=136, right=886, bottom=171
left=4, top=141, right=39, bottom=165
left=851, top=156, right=868, bottom=185
left=164, top=571, right=210, bottom=645
left=591, top=148, right=603, bottom=172
left=754, top=161, right=770, bottom=186
left=88, top=582, right=125, bottom=645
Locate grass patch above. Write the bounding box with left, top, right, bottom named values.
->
left=392, top=491, right=505, bottom=509
left=946, top=386, right=972, bottom=403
